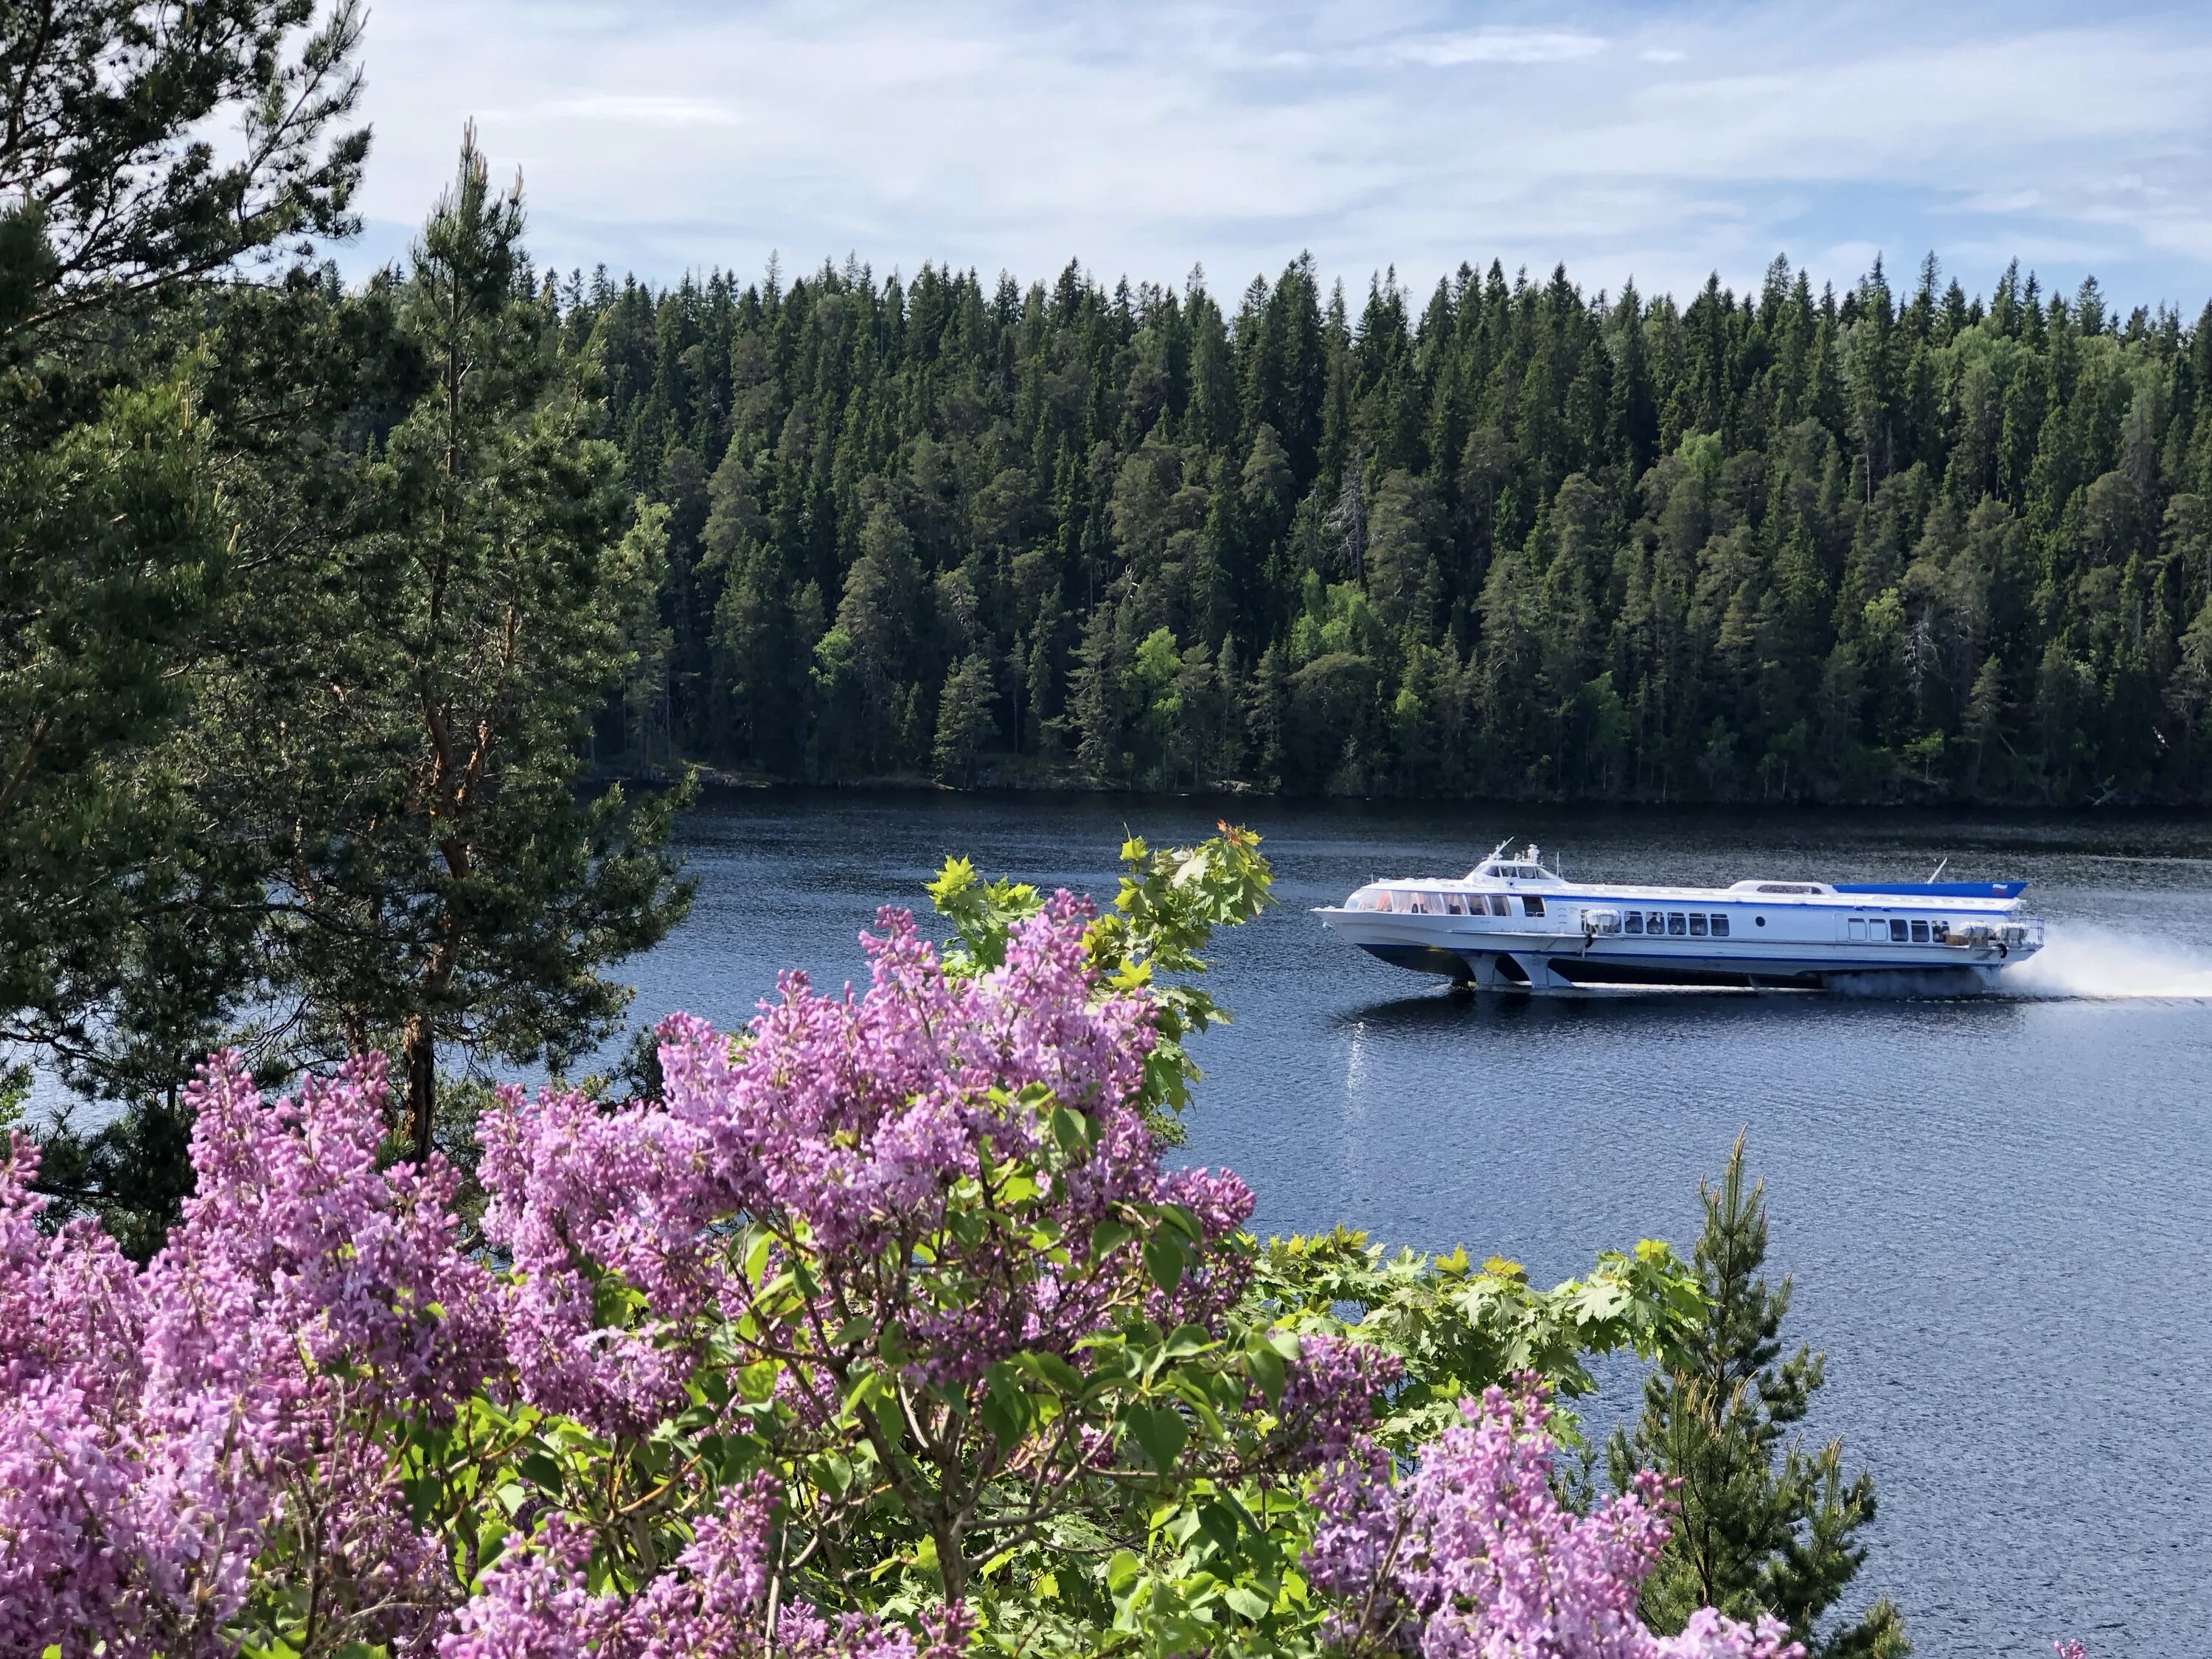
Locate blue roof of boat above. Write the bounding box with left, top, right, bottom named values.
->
left=1831, top=880, right=2027, bottom=899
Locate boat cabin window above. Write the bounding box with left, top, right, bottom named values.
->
left=1491, top=894, right=1512, bottom=917
left=1688, top=914, right=1708, bottom=936
left=1521, top=894, right=1545, bottom=917
left=1710, top=914, right=1730, bottom=937
left=1931, top=919, right=1949, bottom=943
left=1910, top=919, right=1930, bottom=942
left=1624, top=911, right=1644, bottom=934
left=1646, top=911, right=1664, bottom=934
left=1668, top=912, right=1687, bottom=936
left=1757, top=883, right=1824, bottom=894
left=1446, top=893, right=1465, bottom=915
left=1889, top=919, right=1908, bottom=942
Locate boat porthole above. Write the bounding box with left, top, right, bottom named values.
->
left=1755, top=916, right=1766, bottom=926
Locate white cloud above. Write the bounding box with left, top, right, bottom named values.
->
left=341, top=0, right=2212, bottom=310
left=521, top=95, right=743, bottom=128
left=1391, top=29, right=1607, bottom=66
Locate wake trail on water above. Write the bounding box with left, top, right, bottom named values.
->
left=2001, top=923, right=2212, bottom=1001
left=1799, top=923, right=2212, bottom=1001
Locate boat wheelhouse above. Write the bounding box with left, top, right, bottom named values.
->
left=1315, top=843, right=2042, bottom=992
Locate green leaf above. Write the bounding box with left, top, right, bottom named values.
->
left=1107, top=1548, right=1143, bottom=1593
left=518, top=1453, right=563, bottom=1492
left=1144, top=1235, right=1186, bottom=1293
left=1222, top=1584, right=1273, bottom=1620
left=1243, top=1336, right=1286, bottom=1406
left=1012, top=1349, right=1087, bottom=1397
left=1162, top=1323, right=1214, bottom=1360
left=1123, top=1402, right=1189, bottom=1472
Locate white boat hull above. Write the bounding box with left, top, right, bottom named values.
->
left=1318, top=859, right=2042, bottom=994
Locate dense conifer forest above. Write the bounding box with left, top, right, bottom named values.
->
left=578, top=252, right=2212, bottom=802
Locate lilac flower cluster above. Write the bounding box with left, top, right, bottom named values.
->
left=1, top=889, right=1852, bottom=1659
left=1304, top=1380, right=1804, bottom=1659
left=0, top=1054, right=497, bottom=1654
left=478, top=901, right=1253, bottom=1440
left=441, top=1481, right=973, bottom=1659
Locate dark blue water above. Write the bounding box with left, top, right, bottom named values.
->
left=613, top=790, right=2212, bottom=1659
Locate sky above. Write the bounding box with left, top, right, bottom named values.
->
left=341, top=0, right=2212, bottom=314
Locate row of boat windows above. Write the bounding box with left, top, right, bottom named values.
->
left=1378, top=891, right=1539, bottom=917
left=1624, top=911, right=1731, bottom=937
left=1851, top=917, right=1947, bottom=943
left=1368, top=894, right=1966, bottom=947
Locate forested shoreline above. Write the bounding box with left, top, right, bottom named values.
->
left=582, top=251, right=2212, bottom=804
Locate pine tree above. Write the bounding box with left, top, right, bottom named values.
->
left=232, top=131, right=694, bottom=1161
left=1610, top=1135, right=1907, bottom=1659
left=4, top=0, right=367, bottom=1200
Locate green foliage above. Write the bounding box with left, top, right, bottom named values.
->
left=573, top=250, right=2212, bottom=804
left=11, top=124, right=692, bottom=1244
left=1252, top=1228, right=1704, bottom=1452
left=933, top=654, right=998, bottom=784
left=0, top=0, right=372, bottom=1197
left=1609, top=1135, right=1907, bottom=1659
left=0, top=376, right=260, bottom=1103
left=927, top=821, right=1274, bottom=1135
left=321, top=832, right=1697, bottom=1659
left=196, top=131, right=696, bottom=1162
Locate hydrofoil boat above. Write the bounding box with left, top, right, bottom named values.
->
left=1315, top=841, right=2042, bottom=992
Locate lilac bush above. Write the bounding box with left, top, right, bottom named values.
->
left=0, top=1052, right=498, bottom=1652
left=1307, top=1380, right=1801, bottom=1659
left=0, top=829, right=1832, bottom=1658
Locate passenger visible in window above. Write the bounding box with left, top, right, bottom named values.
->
left=1625, top=912, right=1644, bottom=934
left=1931, top=919, right=1949, bottom=942
left=1711, top=914, right=1729, bottom=937
left=1447, top=894, right=1464, bottom=915
left=1647, top=911, right=1664, bottom=934
left=1688, top=914, right=1708, bottom=936
left=1669, top=913, right=1687, bottom=936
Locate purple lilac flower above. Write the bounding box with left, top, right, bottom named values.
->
left=0, top=1053, right=502, bottom=1654
left=1305, top=1379, right=1805, bottom=1659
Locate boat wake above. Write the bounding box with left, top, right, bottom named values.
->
left=2000, top=923, right=2212, bottom=1001
left=1820, top=925, right=2212, bottom=1001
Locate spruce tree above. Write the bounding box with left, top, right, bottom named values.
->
left=1610, top=1135, right=1907, bottom=1659
left=932, top=654, right=997, bottom=785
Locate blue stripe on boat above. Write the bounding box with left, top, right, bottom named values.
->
left=1832, top=881, right=2027, bottom=898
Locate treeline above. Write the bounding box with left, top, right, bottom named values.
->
left=579, top=251, right=2212, bottom=801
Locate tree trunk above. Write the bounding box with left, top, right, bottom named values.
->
left=403, top=1015, right=437, bottom=1163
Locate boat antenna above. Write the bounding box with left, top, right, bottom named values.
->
left=1927, top=857, right=1950, bottom=882
left=1487, top=834, right=1514, bottom=863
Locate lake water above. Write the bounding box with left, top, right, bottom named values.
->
left=622, top=790, right=2212, bottom=1658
